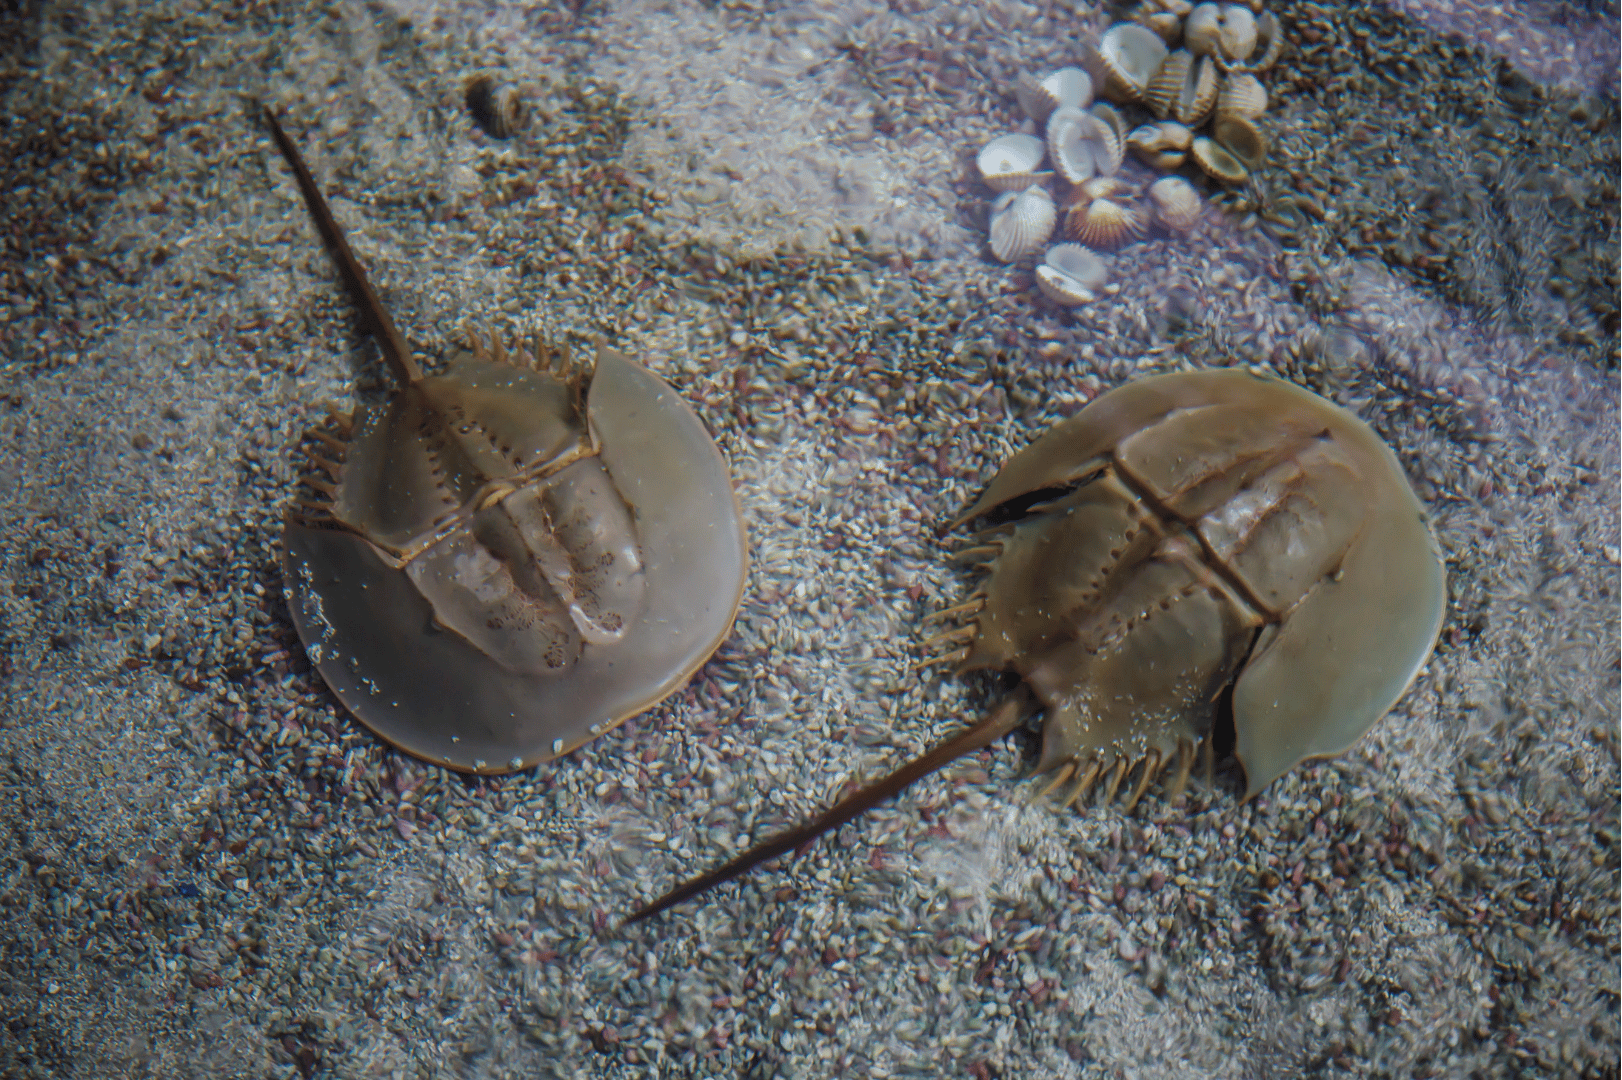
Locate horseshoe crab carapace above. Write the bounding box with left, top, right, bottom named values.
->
left=630, top=368, right=1444, bottom=920
left=263, top=107, right=748, bottom=774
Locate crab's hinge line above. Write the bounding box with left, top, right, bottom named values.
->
left=1106, top=452, right=1284, bottom=623
left=261, top=105, right=422, bottom=387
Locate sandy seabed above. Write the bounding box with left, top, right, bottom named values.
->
left=0, top=0, right=1617, bottom=1077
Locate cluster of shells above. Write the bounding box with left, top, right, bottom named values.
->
left=975, top=0, right=1281, bottom=305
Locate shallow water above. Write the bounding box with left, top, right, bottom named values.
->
left=0, top=1, right=1616, bottom=1077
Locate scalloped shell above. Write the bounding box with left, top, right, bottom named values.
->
left=1218, top=5, right=1257, bottom=62
left=1183, top=4, right=1221, bottom=57
left=978, top=134, right=1049, bottom=191
left=1148, top=176, right=1202, bottom=232
left=1216, top=72, right=1268, bottom=121
left=1145, top=49, right=1218, bottom=126
left=1064, top=187, right=1146, bottom=250
left=1047, top=106, right=1124, bottom=184
left=1034, top=243, right=1110, bottom=305
left=1092, top=102, right=1128, bottom=160
left=1185, top=4, right=1256, bottom=63
left=1093, top=23, right=1168, bottom=104
left=990, top=187, right=1057, bottom=263
left=1244, top=10, right=1283, bottom=72
left=1138, top=10, right=1183, bottom=45
left=1144, top=49, right=1188, bottom=118
left=1017, top=67, right=1095, bottom=124
left=1212, top=114, right=1268, bottom=170
left=1127, top=121, right=1194, bottom=170
left=1191, top=135, right=1248, bottom=184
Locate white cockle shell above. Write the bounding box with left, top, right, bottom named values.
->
left=1047, top=105, right=1125, bottom=184
left=1034, top=243, right=1110, bottom=305
left=978, top=133, right=1049, bottom=192
left=989, top=186, right=1057, bottom=262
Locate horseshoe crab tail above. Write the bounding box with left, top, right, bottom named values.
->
left=626, top=695, right=1028, bottom=924
left=261, top=105, right=422, bottom=387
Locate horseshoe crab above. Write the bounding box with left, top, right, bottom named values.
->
left=263, top=108, right=747, bottom=773
left=631, top=368, right=1444, bottom=919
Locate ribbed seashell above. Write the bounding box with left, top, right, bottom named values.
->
left=1217, top=6, right=1257, bottom=63
left=1077, top=176, right=1131, bottom=203
left=1092, top=102, right=1128, bottom=167
left=1014, top=71, right=1050, bottom=125
left=1183, top=4, right=1221, bottom=57
left=1046, top=106, right=1123, bottom=184
left=1137, top=10, right=1183, bottom=45
left=1216, top=72, right=1268, bottom=121
left=1144, top=50, right=1189, bottom=118
left=1017, top=67, right=1095, bottom=125
left=1062, top=179, right=1146, bottom=250
left=1046, top=67, right=1096, bottom=112
left=1244, top=10, right=1284, bottom=73
left=1191, top=136, right=1248, bottom=184
left=1148, top=176, right=1202, bottom=232
left=989, top=187, right=1057, bottom=262
left=1144, top=49, right=1218, bottom=126
left=1127, top=121, right=1194, bottom=170
left=1184, top=4, right=1256, bottom=63
left=466, top=76, right=525, bottom=140
left=1089, top=100, right=1128, bottom=148
left=1141, top=0, right=1193, bottom=14
left=978, top=134, right=1049, bottom=191
left=1212, top=114, right=1267, bottom=170
left=1034, top=243, right=1110, bottom=306
left=1093, top=23, right=1168, bottom=105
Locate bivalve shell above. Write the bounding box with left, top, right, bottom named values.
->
left=1092, top=102, right=1128, bottom=152
left=1047, top=106, right=1124, bottom=184
left=1183, top=4, right=1221, bottom=57
left=1145, top=49, right=1218, bottom=126
left=1217, top=5, right=1257, bottom=63
left=1212, top=114, right=1267, bottom=170
left=1239, top=10, right=1283, bottom=72
left=1127, top=121, right=1194, bottom=170
left=1017, top=67, right=1095, bottom=124
left=1216, top=72, right=1268, bottom=121
left=978, top=134, right=1049, bottom=191
left=1148, top=176, right=1203, bottom=232
left=1063, top=179, right=1146, bottom=250
left=1144, top=49, right=1188, bottom=118
left=1034, top=243, right=1110, bottom=306
left=1191, top=136, right=1248, bottom=184
left=1093, top=23, right=1168, bottom=104
left=1137, top=10, right=1183, bottom=45
left=1184, top=4, right=1257, bottom=63
left=466, top=76, right=525, bottom=140
left=989, top=187, right=1057, bottom=262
